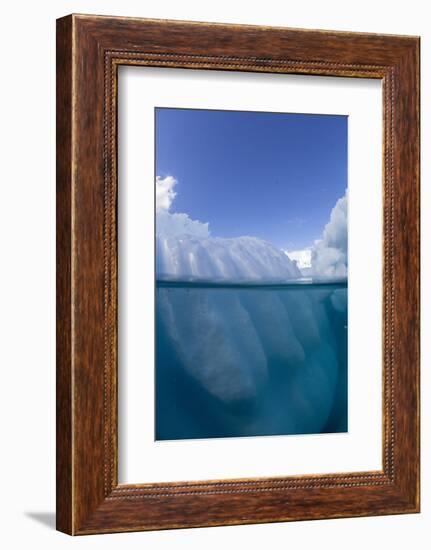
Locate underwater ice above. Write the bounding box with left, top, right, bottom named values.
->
left=156, top=282, right=347, bottom=439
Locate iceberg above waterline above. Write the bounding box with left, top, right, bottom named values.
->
left=156, top=235, right=301, bottom=282
left=155, top=179, right=302, bottom=281
left=156, top=234, right=302, bottom=282
left=155, top=176, right=348, bottom=281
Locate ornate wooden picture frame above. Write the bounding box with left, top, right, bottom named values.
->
left=56, top=14, right=420, bottom=535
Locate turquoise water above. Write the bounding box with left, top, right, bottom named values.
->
left=155, top=280, right=347, bottom=441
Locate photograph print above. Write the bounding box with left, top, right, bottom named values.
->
left=155, top=107, right=348, bottom=441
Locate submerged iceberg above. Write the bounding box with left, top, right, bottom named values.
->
left=156, top=283, right=347, bottom=439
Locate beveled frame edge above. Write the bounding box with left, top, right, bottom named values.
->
left=56, top=14, right=420, bottom=535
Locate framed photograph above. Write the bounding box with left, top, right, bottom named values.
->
left=56, top=14, right=420, bottom=535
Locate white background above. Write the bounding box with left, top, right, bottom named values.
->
left=0, top=1, right=428, bottom=548
left=118, top=67, right=382, bottom=483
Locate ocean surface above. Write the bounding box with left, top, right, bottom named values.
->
left=155, top=279, right=347, bottom=441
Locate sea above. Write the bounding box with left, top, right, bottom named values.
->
left=155, top=279, right=347, bottom=441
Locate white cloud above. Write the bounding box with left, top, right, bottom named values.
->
left=310, top=192, right=347, bottom=278
left=156, top=175, right=177, bottom=212
left=157, top=210, right=210, bottom=239
left=156, top=175, right=209, bottom=239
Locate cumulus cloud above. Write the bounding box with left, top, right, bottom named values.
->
left=310, top=192, right=348, bottom=278
left=284, top=193, right=347, bottom=279
left=157, top=210, right=210, bottom=239
left=156, top=176, right=209, bottom=239
left=156, top=175, right=177, bottom=212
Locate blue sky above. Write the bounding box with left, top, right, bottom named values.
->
left=155, top=108, right=347, bottom=251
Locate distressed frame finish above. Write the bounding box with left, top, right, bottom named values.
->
left=56, top=14, right=420, bottom=535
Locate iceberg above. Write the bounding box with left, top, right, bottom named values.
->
left=156, top=176, right=348, bottom=281
left=156, top=234, right=302, bottom=282
left=155, top=176, right=301, bottom=281
left=154, top=177, right=348, bottom=440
